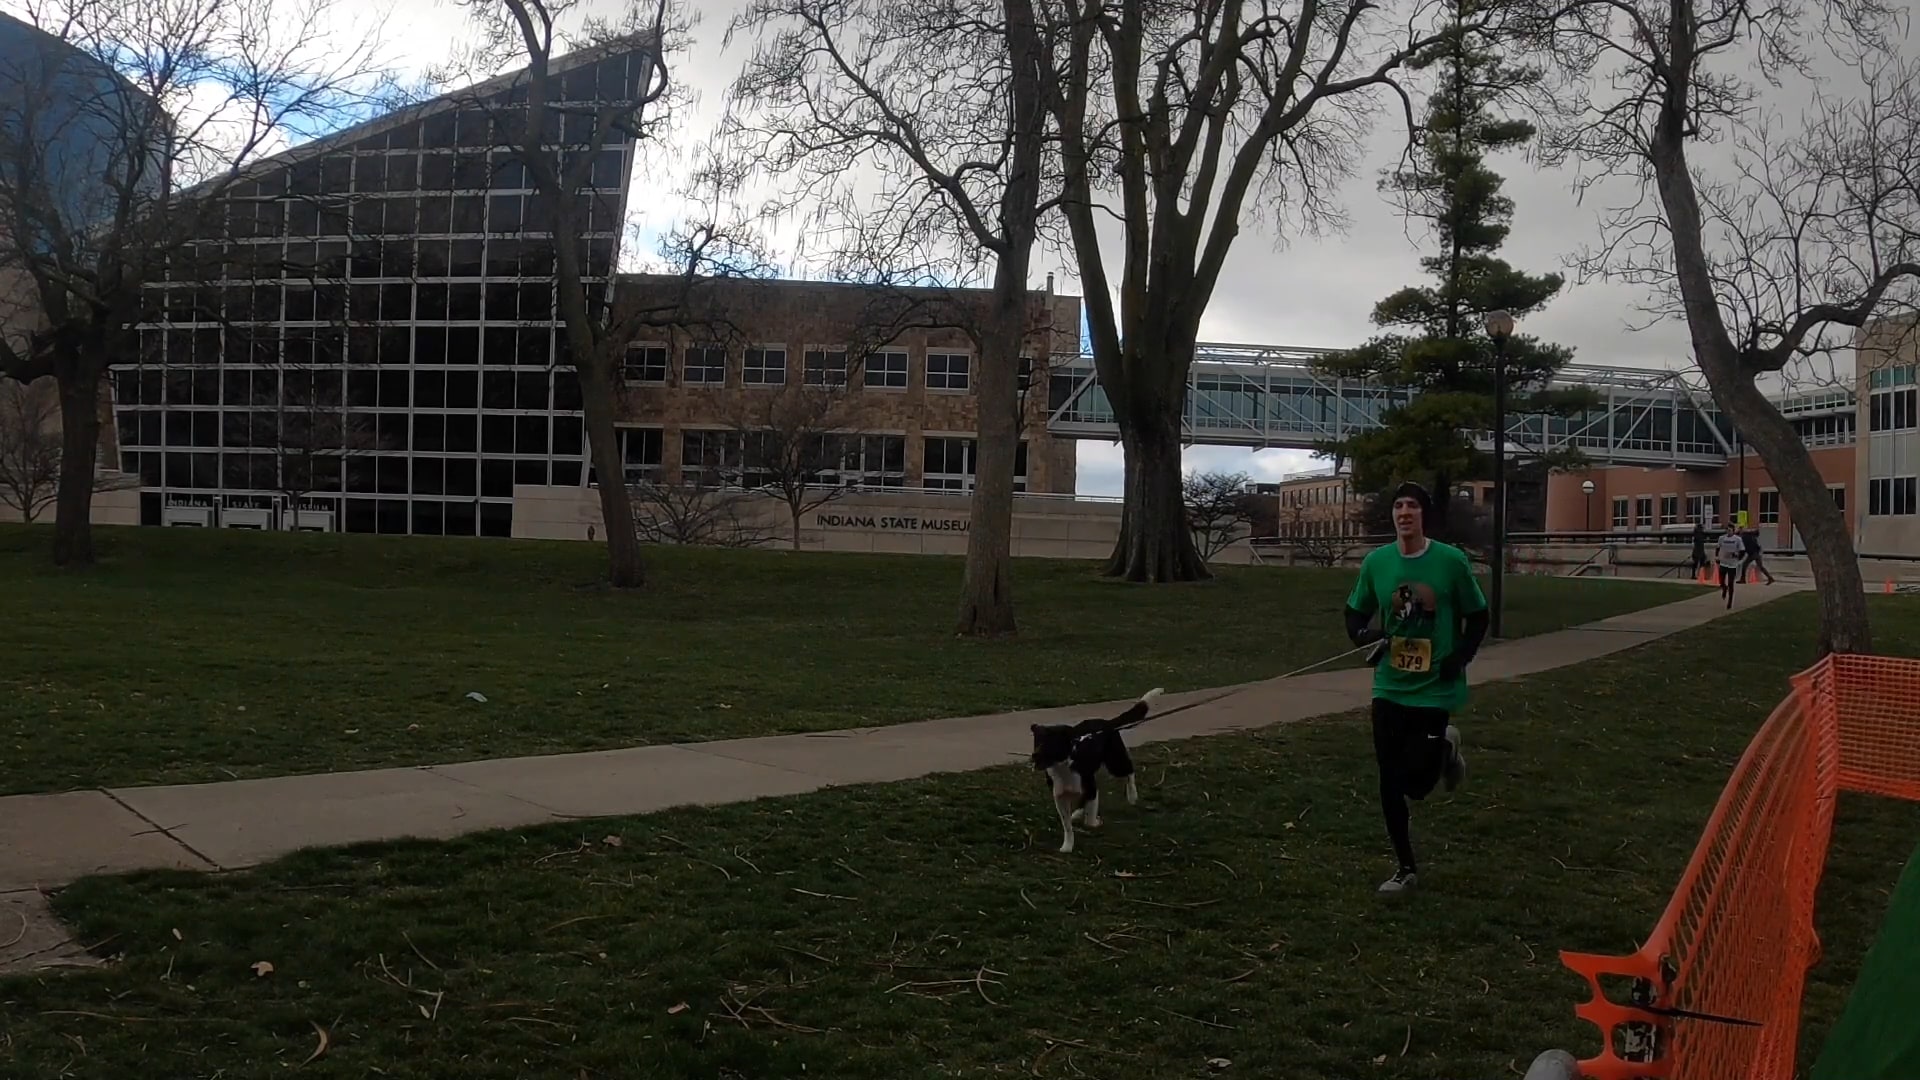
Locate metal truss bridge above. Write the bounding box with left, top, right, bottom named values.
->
left=1043, top=341, right=1746, bottom=469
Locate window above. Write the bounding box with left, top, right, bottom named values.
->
left=837, top=434, right=906, bottom=487
left=921, top=436, right=1029, bottom=492
left=1017, top=356, right=1035, bottom=391
left=681, top=429, right=743, bottom=487
left=804, top=348, right=848, bottom=386
left=684, top=344, right=726, bottom=386
left=1685, top=492, right=1718, bottom=524
left=1634, top=496, right=1653, bottom=529
left=926, top=352, right=970, bottom=392
left=1869, top=387, right=1917, bottom=432
left=623, top=344, right=666, bottom=383
left=1659, top=495, right=1679, bottom=526
left=1794, top=413, right=1855, bottom=448
left=618, top=427, right=662, bottom=484
left=1871, top=364, right=1919, bottom=389
left=1759, top=490, right=1781, bottom=525
left=1830, top=485, right=1847, bottom=512
left=1728, top=490, right=1748, bottom=521
left=743, top=346, right=787, bottom=386
left=865, top=348, right=908, bottom=389
left=1610, top=497, right=1629, bottom=530
left=1868, top=477, right=1918, bottom=516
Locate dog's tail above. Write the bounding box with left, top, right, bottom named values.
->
left=1114, top=686, right=1165, bottom=730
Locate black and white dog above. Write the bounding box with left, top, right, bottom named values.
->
left=1030, top=687, right=1163, bottom=853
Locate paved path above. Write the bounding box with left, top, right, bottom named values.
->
left=0, top=584, right=1797, bottom=912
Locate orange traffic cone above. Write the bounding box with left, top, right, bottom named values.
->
left=1885, top=580, right=1896, bottom=595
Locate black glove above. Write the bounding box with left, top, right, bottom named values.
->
left=1343, top=606, right=1382, bottom=649
left=1437, top=652, right=1466, bottom=681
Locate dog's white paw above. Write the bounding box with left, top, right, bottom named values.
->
left=1125, top=777, right=1139, bottom=805
left=1141, top=686, right=1165, bottom=705
left=1082, top=816, right=1103, bottom=830
left=1058, top=838, right=1075, bottom=854
left=1070, top=807, right=1084, bottom=823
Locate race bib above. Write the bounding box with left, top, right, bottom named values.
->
left=1389, top=637, right=1432, bottom=673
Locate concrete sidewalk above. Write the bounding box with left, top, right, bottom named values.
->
left=0, top=584, right=1796, bottom=915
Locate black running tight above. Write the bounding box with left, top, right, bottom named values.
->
left=1371, top=697, right=1451, bottom=873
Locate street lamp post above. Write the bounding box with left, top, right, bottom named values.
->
left=1484, top=309, right=1515, bottom=640
left=1581, top=478, right=1596, bottom=532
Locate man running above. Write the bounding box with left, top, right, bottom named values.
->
left=1342, top=481, right=1490, bottom=897
left=1716, top=522, right=1746, bottom=609
left=1739, top=526, right=1776, bottom=585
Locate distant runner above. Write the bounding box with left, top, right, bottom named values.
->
left=1342, top=481, right=1489, bottom=897
left=1716, top=523, right=1746, bottom=609
left=1740, top=527, right=1777, bottom=585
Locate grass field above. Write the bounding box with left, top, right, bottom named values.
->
left=4, top=594, right=1916, bottom=1079
left=0, top=524, right=1688, bottom=795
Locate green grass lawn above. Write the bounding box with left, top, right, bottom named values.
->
left=4, top=594, right=1916, bottom=1079
left=0, top=524, right=1688, bottom=796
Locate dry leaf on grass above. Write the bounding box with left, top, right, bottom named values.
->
left=668, top=1002, right=689, bottom=1015
left=251, top=961, right=274, bottom=977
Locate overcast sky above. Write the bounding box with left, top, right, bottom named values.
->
left=181, top=0, right=1909, bottom=495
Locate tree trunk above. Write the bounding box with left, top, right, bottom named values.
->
left=789, top=501, right=803, bottom=551
left=579, top=367, right=644, bottom=588
left=1647, top=118, right=1869, bottom=655
left=1718, top=375, right=1868, bottom=654
left=52, top=368, right=101, bottom=566
left=955, top=294, right=1022, bottom=637
left=1105, top=378, right=1209, bottom=583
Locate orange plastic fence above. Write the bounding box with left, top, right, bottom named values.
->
left=1560, top=654, right=1920, bottom=1080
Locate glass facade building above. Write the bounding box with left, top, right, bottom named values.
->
left=111, top=39, right=649, bottom=535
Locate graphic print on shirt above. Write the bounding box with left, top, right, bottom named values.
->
left=1387, top=580, right=1439, bottom=674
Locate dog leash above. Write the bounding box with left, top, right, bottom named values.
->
left=1120, top=640, right=1381, bottom=728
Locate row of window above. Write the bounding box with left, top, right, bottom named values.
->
left=1868, top=387, right=1917, bottom=433
left=118, top=367, right=584, bottom=413
left=126, top=325, right=588, bottom=382
left=613, top=429, right=1030, bottom=493
left=1868, top=364, right=1917, bottom=389
left=1281, top=484, right=1345, bottom=507
left=1607, top=487, right=1848, bottom=529
left=147, top=493, right=518, bottom=538
left=121, top=410, right=585, bottom=458
left=123, top=450, right=576, bottom=498
left=622, top=344, right=1035, bottom=392
left=1868, top=477, right=1920, bottom=517
left=159, top=236, right=614, bottom=285
left=1791, top=412, right=1856, bottom=447
left=216, top=184, right=626, bottom=240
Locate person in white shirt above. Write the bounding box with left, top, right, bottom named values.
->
left=1715, top=524, right=1746, bottom=609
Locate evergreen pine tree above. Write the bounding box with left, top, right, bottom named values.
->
left=1314, top=0, right=1589, bottom=540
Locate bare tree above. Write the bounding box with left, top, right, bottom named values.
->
left=1521, top=1, right=1919, bottom=654
left=260, top=362, right=377, bottom=529
left=726, top=0, right=1057, bottom=637
left=0, top=375, right=70, bottom=521
left=0, top=0, right=390, bottom=565
left=1037, top=0, right=1514, bottom=582
left=1183, top=469, right=1257, bottom=561
left=728, top=380, right=862, bottom=550
left=442, top=0, right=771, bottom=587
left=630, top=433, right=777, bottom=547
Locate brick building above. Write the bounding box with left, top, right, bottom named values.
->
left=1541, top=317, right=1920, bottom=552
left=603, top=275, right=1081, bottom=495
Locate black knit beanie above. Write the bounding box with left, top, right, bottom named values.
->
left=1391, top=481, right=1434, bottom=514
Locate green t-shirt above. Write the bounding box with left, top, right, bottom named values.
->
left=1345, top=539, right=1488, bottom=711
